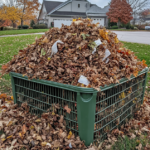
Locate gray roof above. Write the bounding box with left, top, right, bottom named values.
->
left=48, top=0, right=72, bottom=15
left=43, top=0, right=63, bottom=13
left=51, top=11, right=86, bottom=17
left=86, top=4, right=110, bottom=15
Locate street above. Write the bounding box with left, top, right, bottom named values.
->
left=113, top=31, right=150, bottom=45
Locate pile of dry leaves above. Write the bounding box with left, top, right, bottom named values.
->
left=1, top=18, right=147, bottom=90
left=0, top=94, right=97, bottom=150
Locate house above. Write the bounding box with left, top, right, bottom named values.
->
left=38, top=0, right=110, bottom=28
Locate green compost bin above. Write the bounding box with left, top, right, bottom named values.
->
left=10, top=68, right=148, bottom=146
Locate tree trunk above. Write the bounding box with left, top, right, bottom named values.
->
left=11, top=21, right=15, bottom=28
left=21, top=19, right=23, bottom=29
left=117, top=20, right=121, bottom=27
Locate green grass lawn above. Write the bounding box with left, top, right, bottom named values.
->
left=0, top=29, right=49, bottom=36
left=0, top=35, right=150, bottom=95
left=122, top=41, right=150, bottom=84
left=0, top=35, right=42, bottom=94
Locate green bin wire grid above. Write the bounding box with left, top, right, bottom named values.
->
left=94, top=73, right=146, bottom=144
left=12, top=77, right=79, bottom=136
left=10, top=68, right=148, bottom=146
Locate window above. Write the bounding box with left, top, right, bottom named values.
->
left=78, top=4, right=80, bottom=8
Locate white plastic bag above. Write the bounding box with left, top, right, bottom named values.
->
left=78, top=75, right=90, bottom=86
left=102, top=49, right=111, bottom=63
left=92, top=39, right=102, bottom=54
left=69, top=143, right=72, bottom=148
left=105, top=58, right=109, bottom=64
left=50, top=40, right=64, bottom=57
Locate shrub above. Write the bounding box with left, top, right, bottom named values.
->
left=130, top=25, right=134, bottom=30
left=134, top=27, right=138, bottom=30
left=126, top=23, right=131, bottom=29
left=3, top=26, right=14, bottom=30
left=30, top=20, right=35, bottom=28
left=137, top=25, right=145, bottom=30
left=108, top=19, right=117, bottom=28
left=111, top=25, right=118, bottom=29
left=33, top=24, right=47, bottom=29
left=18, top=25, right=29, bottom=29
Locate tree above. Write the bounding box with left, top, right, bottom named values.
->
left=1, top=0, right=17, bottom=7
left=127, top=0, right=150, bottom=15
left=106, top=0, right=133, bottom=26
left=126, top=0, right=150, bottom=24
left=139, top=9, right=150, bottom=19
left=17, top=0, right=40, bottom=28
left=0, top=5, right=20, bottom=28
left=30, top=19, right=35, bottom=27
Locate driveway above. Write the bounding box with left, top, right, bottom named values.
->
left=113, top=31, right=150, bottom=45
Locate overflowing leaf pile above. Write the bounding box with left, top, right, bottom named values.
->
left=0, top=95, right=97, bottom=150
left=1, top=18, right=147, bottom=90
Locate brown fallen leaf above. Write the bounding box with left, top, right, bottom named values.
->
left=53, top=140, right=60, bottom=148
left=64, top=105, right=71, bottom=114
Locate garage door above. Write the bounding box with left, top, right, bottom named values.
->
left=92, top=18, right=105, bottom=27
left=54, top=19, right=72, bottom=28
left=54, top=18, right=105, bottom=28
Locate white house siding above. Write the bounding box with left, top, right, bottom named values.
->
left=57, top=3, right=72, bottom=11
left=48, top=16, right=73, bottom=28
left=72, top=1, right=89, bottom=12
left=47, top=16, right=108, bottom=28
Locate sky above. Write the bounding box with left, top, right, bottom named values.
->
left=39, top=0, right=111, bottom=8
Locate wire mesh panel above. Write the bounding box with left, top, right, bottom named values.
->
left=10, top=68, right=148, bottom=146
left=13, top=77, right=79, bottom=136
left=94, top=73, right=147, bottom=143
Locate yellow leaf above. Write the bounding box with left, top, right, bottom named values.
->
left=119, top=92, right=125, bottom=99
left=1, top=138, right=6, bottom=142
left=7, top=121, right=13, bottom=127
left=41, top=142, right=47, bottom=147
left=7, top=135, right=13, bottom=139
left=72, top=19, right=76, bottom=22
left=35, top=119, right=41, bottom=122
left=19, top=132, right=23, bottom=138
left=30, top=125, right=34, bottom=129
left=114, top=37, right=119, bottom=43
left=42, top=37, right=49, bottom=43
left=48, top=57, right=51, bottom=61
left=52, top=112, right=55, bottom=115
left=11, top=96, right=13, bottom=100
left=67, top=131, right=72, bottom=139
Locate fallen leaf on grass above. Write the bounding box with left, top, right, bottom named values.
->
left=136, top=143, right=142, bottom=150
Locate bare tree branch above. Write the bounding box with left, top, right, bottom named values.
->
left=1, top=0, right=17, bottom=7
left=127, top=0, right=150, bottom=14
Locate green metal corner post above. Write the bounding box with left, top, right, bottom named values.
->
left=10, top=73, right=17, bottom=104
left=141, top=68, right=149, bottom=103
left=77, top=92, right=97, bottom=146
